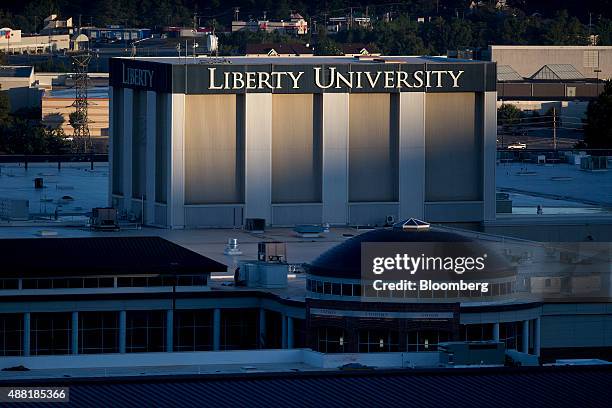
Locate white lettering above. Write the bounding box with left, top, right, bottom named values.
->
left=384, top=71, right=395, bottom=88
left=287, top=71, right=303, bottom=89
left=335, top=71, right=353, bottom=88
left=246, top=71, right=257, bottom=89
left=314, top=67, right=335, bottom=89
left=448, top=70, right=464, bottom=88
left=208, top=68, right=223, bottom=89
left=258, top=72, right=273, bottom=89
left=365, top=71, right=382, bottom=88
left=397, top=71, right=412, bottom=89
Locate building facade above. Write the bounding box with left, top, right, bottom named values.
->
left=1, top=231, right=609, bottom=363
left=108, top=56, right=497, bottom=228
left=0, top=27, right=70, bottom=54
left=489, top=45, right=612, bottom=80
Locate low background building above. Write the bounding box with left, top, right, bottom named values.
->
left=0, top=65, right=43, bottom=112
left=0, top=27, right=70, bottom=54
left=41, top=86, right=109, bottom=152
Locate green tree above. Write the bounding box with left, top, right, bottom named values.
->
left=543, top=10, right=588, bottom=45
left=0, top=91, right=10, bottom=124
left=498, top=103, right=522, bottom=127
left=595, top=18, right=612, bottom=45
left=583, top=80, right=612, bottom=148
left=69, top=110, right=85, bottom=132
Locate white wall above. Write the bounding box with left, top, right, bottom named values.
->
left=0, top=349, right=440, bottom=371
left=322, top=93, right=349, bottom=225
left=244, top=93, right=273, bottom=223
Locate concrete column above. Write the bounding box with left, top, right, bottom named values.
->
left=281, top=315, right=287, bottom=349
left=534, top=317, right=541, bottom=357
left=169, top=93, right=185, bottom=228
left=119, top=310, right=127, bottom=354
left=398, top=92, right=426, bottom=220
left=287, top=317, right=294, bottom=349
left=144, top=91, right=157, bottom=225
left=23, top=312, right=30, bottom=357
left=258, top=308, right=266, bottom=349
left=493, top=322, right=500, bottom=342
left=108, top=86, right=114, bottom=207
left=483, top=91, right=497, bottom=221
left=522, top=320, right=530, bottom=354
left=122, top=88, right=133, bottom=211
left=322, top=93, right=349, bottom=225
left=166, top=310, right=173, bottom=352
left=244, top=93, right=272, bottom=224
left=213, top=308, right=221, bottom=351
left=71, top=311, right=78, bottom=355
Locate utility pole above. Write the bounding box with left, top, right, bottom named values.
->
left=552, top=107, right=557, bottom=151
left=71, top=52, right=93, bottom=155
left=595, top=69, right=602, bottom=95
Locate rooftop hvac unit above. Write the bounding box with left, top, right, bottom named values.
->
left=438, top=341, right=505, bottom=366
left=245, top=218, right=265, bottom=232
left=34, top=177, right=44, bottom=189
left=238, top=261, right=288, bottom=289
left=580, top=156, right=608, bottom=171
left=0, top=198, right=29, bottom=221
left=258, top=241, right=286, bottom=263
left=90, top=207, right=119, bottom=231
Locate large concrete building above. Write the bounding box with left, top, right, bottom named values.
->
left=489, top=45, right=612, bottom=80
left=108, top=56, right=497, bottom=228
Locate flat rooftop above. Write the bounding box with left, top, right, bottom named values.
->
left=497, top=162, right=612, bottom=214
left=2, top=363, right=610, bottom=408
left=117, top=55, right=487, bottom=65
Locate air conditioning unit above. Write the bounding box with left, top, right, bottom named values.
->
left=90, top=207, right=119, bottom=231
left=245, top=218, right=265, bottom=232
left=258, top=241, right=286, bottom=263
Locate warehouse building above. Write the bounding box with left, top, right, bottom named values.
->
left=108, top=56, right=497, bottom=228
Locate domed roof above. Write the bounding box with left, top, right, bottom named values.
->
left=308, top=227, right=514, bottom=280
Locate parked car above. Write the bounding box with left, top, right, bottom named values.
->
left=508, top=142, right=527, bottom=150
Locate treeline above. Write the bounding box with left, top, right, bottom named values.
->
left=0, top=92, right=69, bottom=155
left=1, top=1, right=612, bottom=55
left=318, top=9, right=606, bottom=56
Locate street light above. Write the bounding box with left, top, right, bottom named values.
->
left=594, top=69, right=602, bottom=96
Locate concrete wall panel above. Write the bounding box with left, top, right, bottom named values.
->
left=425, top=93, right=482, bottom=202
left=348, top=93, right=397, bottom=202
left=322, top=93, right=349, bottom=225
left=272, top=94, right=320, bottom=203
left=184, top=95, right=242, bottom=205
left=245, top=93, right=273, bottom=223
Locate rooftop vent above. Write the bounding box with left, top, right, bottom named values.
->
left=392, top=218, right=430, bottom=231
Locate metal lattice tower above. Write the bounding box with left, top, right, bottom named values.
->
left=71, top=52, right=92, bottom=154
